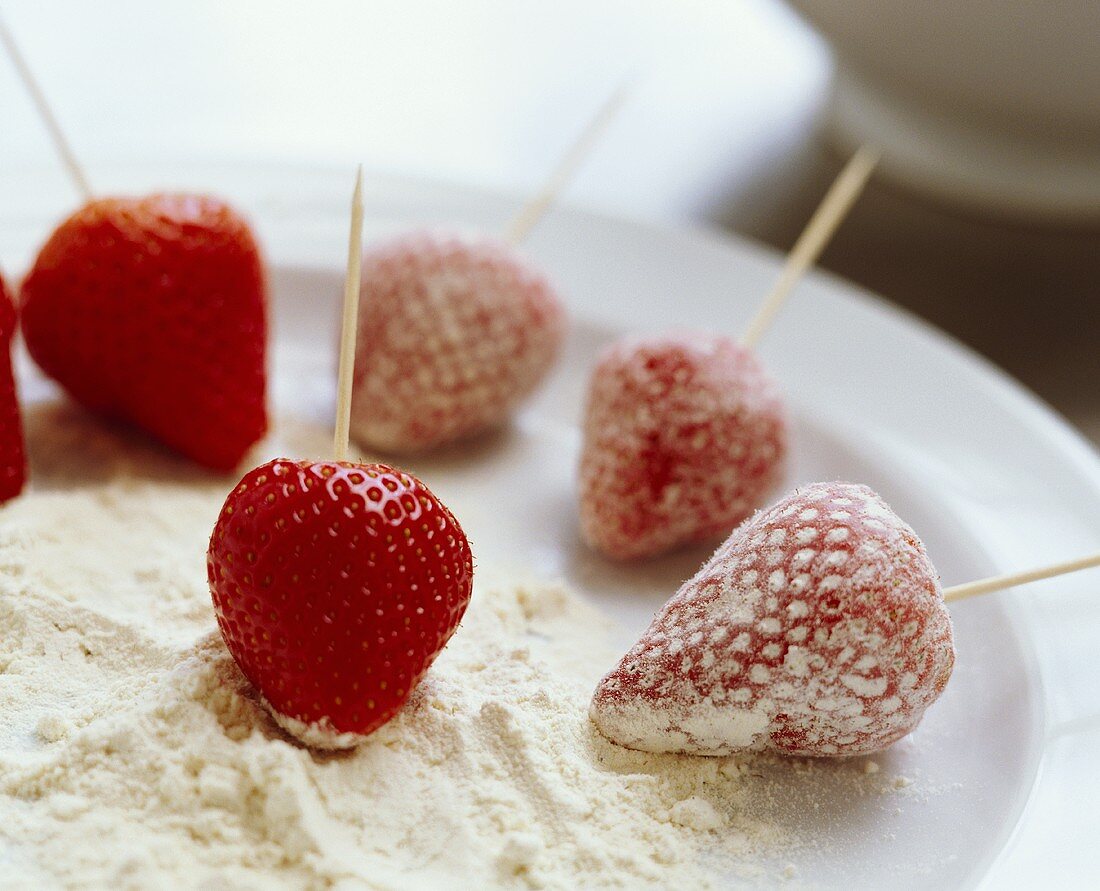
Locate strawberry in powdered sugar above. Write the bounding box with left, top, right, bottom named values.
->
left=207, top=458, right=474, bottom=749
left=579, top=332, right=787, bottom=561
left=207, top=175, right=476, bottom=750
left=590, top=482, right=955, bottom=757
left=349, top=231, right=567, bottom=453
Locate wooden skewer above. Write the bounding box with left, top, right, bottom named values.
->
left=740, top=145, right=879, bottom=350
left=333, top=166, right=365, bottom=462
left=503, top=81, right=631, bottom=246
left=0, top=11, right=93, bottom=201
left=944, top=552, right=1100, bottom=603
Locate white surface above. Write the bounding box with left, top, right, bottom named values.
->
left=6, top=0, right=1097, bottom=222
left=0, top=0, right=827, bottom=226
left=4, top=166, right=1100, bottom=886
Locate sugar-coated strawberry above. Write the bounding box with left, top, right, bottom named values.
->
left=350, top=230, right=567, bottom=452
left=207, top=458, right=474, bottom=748
left=1, top=273, right=26, bottom=503
left=590, top=482, right=954, bottom=757
left=579, top=332, right=787, bottom=560
left=20, top=194, right=267, bottom=471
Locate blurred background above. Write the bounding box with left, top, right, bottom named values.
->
left=1, top=0, right=1097, bottom=440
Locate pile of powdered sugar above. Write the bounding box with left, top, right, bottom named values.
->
left=0, top=406, right=800, bottom=889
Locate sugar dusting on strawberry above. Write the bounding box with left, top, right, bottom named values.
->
left=350, top=230, right=566, bottom=452
left=1, top=273, right=26, bottom=503
left=207, top=458, right=473, bottom=748
left=20, top=194, right=267, bottom=471
left=579, top=332, right=787, bottom=560
left=590, top=482, right=955, bottom=757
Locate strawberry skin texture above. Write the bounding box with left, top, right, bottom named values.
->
left=351, top=230, right=567, bottom=452
left=20, top=194, right=267, bottom=471
left=591, top=482, right=955, bottom=757
left=0, top=274, right=26, bottom=503
left=579, top=332, right=787, bottom=560
left=207, top=458, right=474, bottom=743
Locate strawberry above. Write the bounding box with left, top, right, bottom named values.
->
left=350, top=230, right=567, bottom=452
left=590, top=482, right=955, bottom=757
left=578, top=332, right=787, bottom=560
left=1, top=273, right=26, bottom=503
left=20, top=194, right=267, bottom=471
left=207, top=457, right=474, bottom=748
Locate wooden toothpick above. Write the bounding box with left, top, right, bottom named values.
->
left=0, top=11, right=92, bottom=201
left=333, top=165, right=364, bottom=463
left=944, top=552, right=1100, bottom=603
left=503, top=81, right=631, bottom=246
left=740, top=146, right=879, bottom=350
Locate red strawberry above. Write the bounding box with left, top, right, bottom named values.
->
left=20, top=194, right=267, bottom=471
left=1, top=273, right=26, bottom=503
left=579, top=332, right=787, bottom=560
left=590, top=482, right=954, bottom=757
left=350, top=230, right=566, bottom=452
left=207, top=458, right=474, bottom=748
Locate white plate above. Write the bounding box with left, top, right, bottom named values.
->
left=4, top=163, right=1100, bottom=888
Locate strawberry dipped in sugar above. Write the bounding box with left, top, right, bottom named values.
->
left=590, top=482, right=955, bottom=757
left=349, top=231, right=566, bottom=452
left=577, top=148, right=879, bottom=561
left=207, top=458, right=473, bottom=748
left=579, top=332, right=786, bottom=560
left=347, top=85, right=639, bottom=453
left=342, top=86, right=633, bottom=454
left=20, top=194, right=267, bottom=471
left=1, top=273, right=27, bottom=503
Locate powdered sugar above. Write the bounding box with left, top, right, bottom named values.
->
left=0, top=410, right=798, bottom=888
left=263, top=701, right=370, bottom=751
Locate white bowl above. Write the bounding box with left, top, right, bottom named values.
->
left=787, top=0, right=1100, bottom=221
